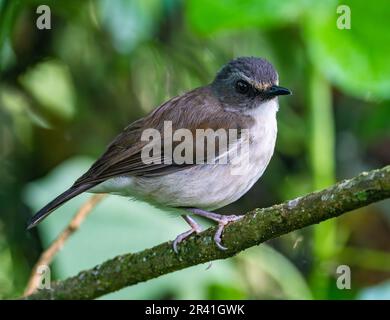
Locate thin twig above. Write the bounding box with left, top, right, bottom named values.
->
left=24, top=166, right=390, bottom=300
left=23, top=194, right=106, bottom=296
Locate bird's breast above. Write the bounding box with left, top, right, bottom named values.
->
left=129, top=103, right=278, bottom=210
left=92, top=101, right=279, bottom=211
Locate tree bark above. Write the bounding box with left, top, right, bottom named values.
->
left=24, top=165, right=390, bottom=300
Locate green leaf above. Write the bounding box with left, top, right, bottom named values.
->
left=0, top=232, right=15, bottom=299
left=186, top=0, right=310, bottom=35
left=241, top=245, right=313, bottom=299
left=98, top=0, right=162, bottom=53
left=20, top=60, right=77, bottom=120
left=304, top=0, right=390, bottom=100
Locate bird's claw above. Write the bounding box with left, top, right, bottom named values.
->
left=213, top=215, right=243, bottom=251
left=173, top=229, right=194, bottom=253
left=173, top=223, right=202, bottom=254
left=173, top=213, right=243, bottom=253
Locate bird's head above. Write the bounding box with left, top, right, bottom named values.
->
left=212, top=57, right=291, bottom=112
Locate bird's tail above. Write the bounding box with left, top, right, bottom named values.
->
left=27, top=184, right=95, bottom=230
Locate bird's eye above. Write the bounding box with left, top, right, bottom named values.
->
left=235, top=80, right=250, bottom=94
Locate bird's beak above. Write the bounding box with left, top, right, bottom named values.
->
left=266, top=85, right=292, bottom=97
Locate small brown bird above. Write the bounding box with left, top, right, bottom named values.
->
left=28, top=57, right=291, bottom=252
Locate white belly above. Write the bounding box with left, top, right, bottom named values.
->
left=91, top=101, right=278, bottom=210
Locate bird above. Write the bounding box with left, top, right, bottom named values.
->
left=27, top=56, right=291, bottom=252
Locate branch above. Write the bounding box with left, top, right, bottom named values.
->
left=23, top=194, right=106, bottom=296
left=24, top=166, right=390, bottom=300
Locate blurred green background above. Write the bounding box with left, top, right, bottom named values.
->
left=0, top=0, right=389, bottom=299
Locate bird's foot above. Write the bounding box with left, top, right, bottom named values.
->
left=173, top=215, right=202, bottom=253
left=213, top=214, right=244, bottom=250
left=188, top=209, right=244, bottom=251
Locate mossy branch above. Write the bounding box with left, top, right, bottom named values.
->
left=25, top=166, right=390, bottom=300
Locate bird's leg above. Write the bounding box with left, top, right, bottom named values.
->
left=188, top=208, right=244, bottom=250
left=173, top=215, right=203, bottom=253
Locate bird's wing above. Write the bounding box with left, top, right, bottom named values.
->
left=72, top=86, right=250, bottom=187
left=27, top=86, right=251, bottom=229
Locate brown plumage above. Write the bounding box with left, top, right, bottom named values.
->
left=28, top=56, right=291, bottom=251
left=28, top=86, right=252, bottom=228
